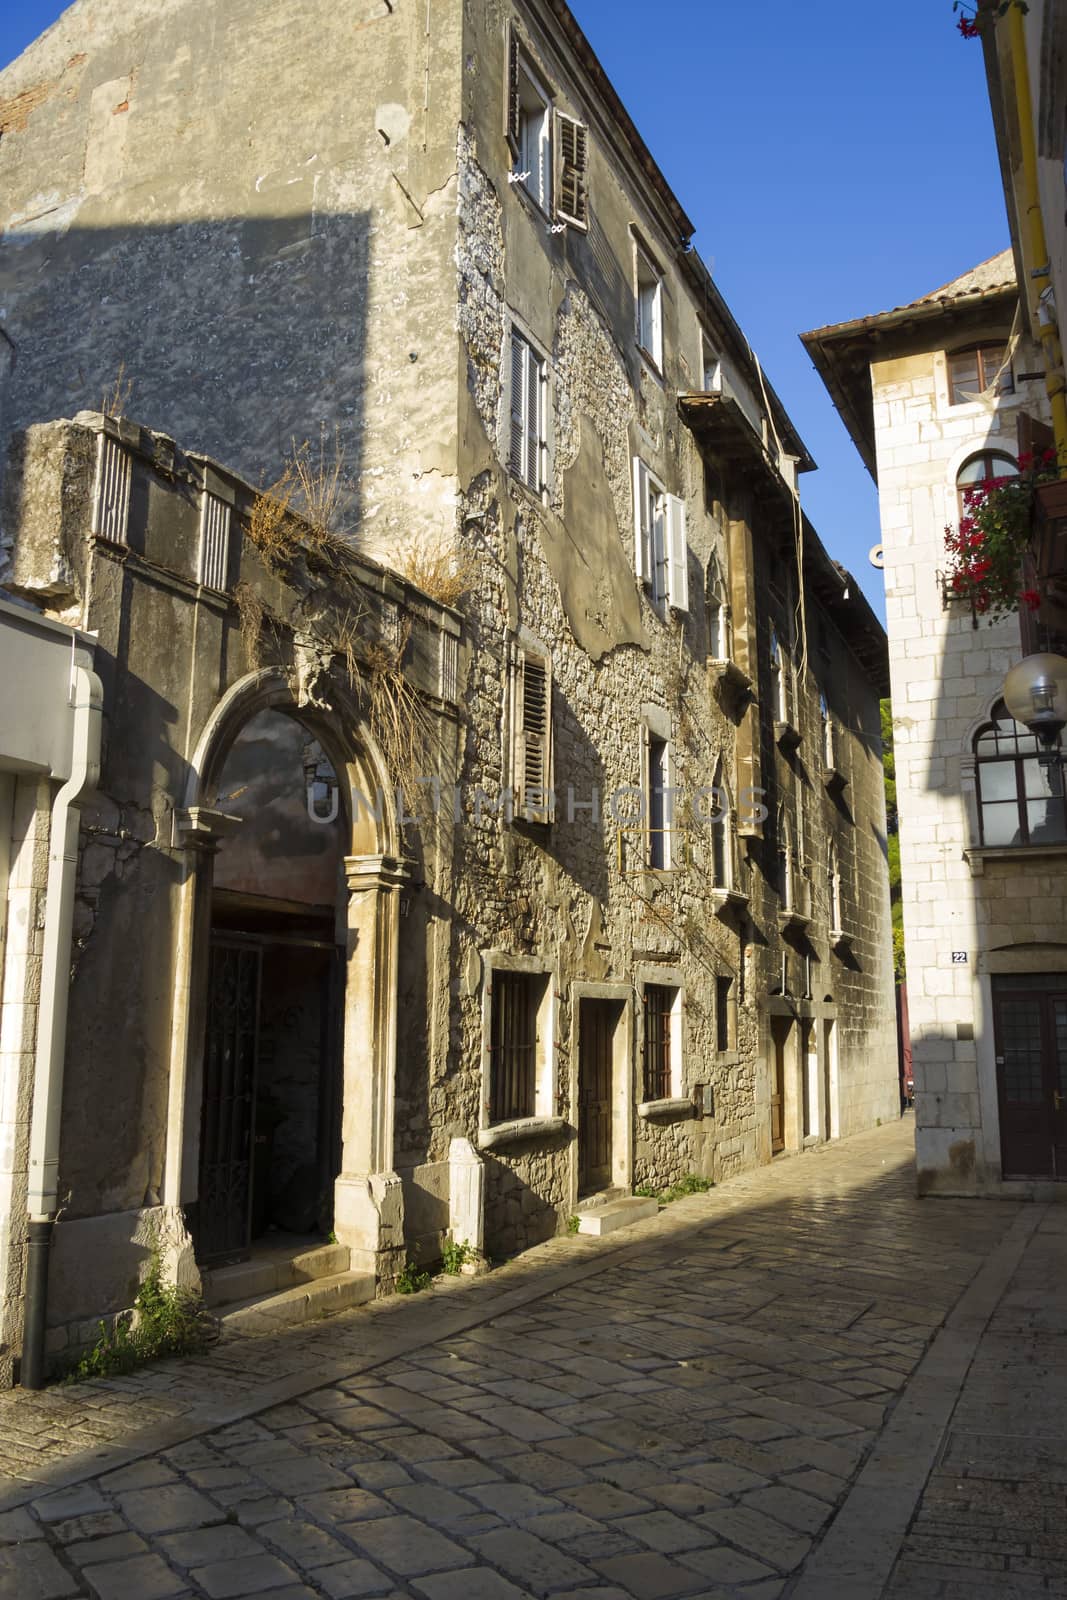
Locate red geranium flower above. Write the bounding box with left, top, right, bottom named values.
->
left=1021, top=589, right=1042, bottom=610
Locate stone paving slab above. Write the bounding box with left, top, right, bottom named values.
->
left=0, top=1119, right=1056, bottom=1599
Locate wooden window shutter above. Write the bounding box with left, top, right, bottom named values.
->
left=516, top=650, right=552, bottom=814
left=505, top=21, right=521, bottom=147
left=525, top=344, right=542, bottom=492
left=632, top=457, right=651, bottom=582
left=666, top=494, right=689, bottom=611
left=553, top=112, right=588, bottom=228
left=509, top=330, right=526, bottom=481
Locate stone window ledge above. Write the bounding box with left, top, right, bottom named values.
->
left=711, top=888, right=749, bottom=920
left=710, top=659, right=752, bottom=696
left=964, top=842, right=1067, bottom=877
left=774, top=719, right=801, bottom=752
left=637, top=1096, right=693, bottom=1120
left=477, top=1116, right=567, bottom=1151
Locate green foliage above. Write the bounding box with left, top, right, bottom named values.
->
left=440, top=1237, right=475, bottom=1275
left=882, top=699, right=905, bottom=980
left=633, top=1183, right=657, bottom=1199
left=634, top=1173, right=712, bottom=1205
left=68, top=1244, right=212, bottom=1382
left=567, top=1215, right=581, bottom=1235
left=880, top=700, right=897, bottom=834
left=395, top=1261, right=432, bottom=1294
left=944, top=449, right=1056, bottom=621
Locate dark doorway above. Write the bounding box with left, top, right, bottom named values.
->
left=578, top=999, right=620, bottom=1197
left=770, top=1016, right=789, bottom=1155
left=993, top=973, right=1067, bottom=1179
left=196, top=709, right=346, bottom=1267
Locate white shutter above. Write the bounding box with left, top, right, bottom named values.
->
left=666, top=495, right=689, bottom=610
left=632, top=457, right=651, bottom=582
left=650, top=279, right=663, bottom=367
left=553, top=112, right=588, bottom=228
left=509, top=331, right=526, bottom=481
left=504, top=21, right=520, bottom=147
left=525, top=346, right=542, bottom=492
left=664, top=740, right=677, bottom=868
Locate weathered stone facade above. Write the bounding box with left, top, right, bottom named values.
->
left=0, top=0, right=897, bottom=1375
left=805, top=252, right=1067, bottom=1198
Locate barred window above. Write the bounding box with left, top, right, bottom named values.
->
left=489, top=971, right=546, bottom=1122
left=643, top=983, right=676, bottom=1101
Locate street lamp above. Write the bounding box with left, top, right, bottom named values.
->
left=1002, top=652, right=1067, bottom=749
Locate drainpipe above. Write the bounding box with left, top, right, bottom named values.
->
left=21, top=663, right=103, bottom=1390
left=1005, top=3, right=1067, bottom=467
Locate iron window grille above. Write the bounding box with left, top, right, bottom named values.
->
left=489, top=972, right=542, bottom=1122
left=643, top=983, right=675, bottom=1100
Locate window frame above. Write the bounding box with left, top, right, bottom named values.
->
left=635, top=244, right=664, bottom=371
left=508, top=325, right=548, bottom=496
left=947, top=343, right=1015, bottom=406
left=642, top=726, right=678, bottom=870
left=481, top=954, right=558, bottom=1129
left=710, top=759, right=734, bottom=891
left=638, top=974, right=684, bottom=1105
left=974, top=699, right=1067, bottom=848
left=632, top=456, right=688, bottom=609
left=707, top=555, right=732, bottom=663
left=508, top=635, right=554, bottom=824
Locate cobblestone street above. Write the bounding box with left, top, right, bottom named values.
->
left=0, top=1119, right=1060, bottom=1600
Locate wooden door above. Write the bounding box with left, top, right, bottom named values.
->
left=578, top=1000, right=617, bottom=1196
left=993, top=975, right=1067, bottom=1179
left=198, top=939, right=261, bottom=1264
left=770, top=1017, right=788, bottom=1154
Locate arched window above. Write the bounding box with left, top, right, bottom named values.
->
left=948, top=344, right=1014, bottom=405
left=707, top=556, right=732, bottom=663
left=957, top=451, right=1018, bottom=520
left=974, top=700, right=1067, bottom=846
left=710, top=759, right=733, bottom=890
left=777, top=810, right=794, bottom=911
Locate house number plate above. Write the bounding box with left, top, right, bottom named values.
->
left=951, top=951, right=968, bottom=964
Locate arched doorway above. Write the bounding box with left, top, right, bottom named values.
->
left=196, top=708, right=345, bottom=1265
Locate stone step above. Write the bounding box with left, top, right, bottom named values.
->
left=217, top=1269, right=376, bottom=1337
left=576, top=1196, right=660, bottom=1236
left=203, top=1241, right=350, bottom=1310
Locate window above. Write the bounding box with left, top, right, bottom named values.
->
left=716, top=974, right=734, bottom=1052
left=635, top=246, right=663, bottom=369
left=710, top=759, right=733, bottom=890
left=702, top=336, right=722, bottom=393
left=505, top=26, right=588, bottom=227
left=632, top=457, right=688, bottom=608
left=707, top=556, right=731, bottom=662
left=509, top=644, right=553, bottom=820
left=956, top=451, right=1019, bottom=520
left=646, top=733, right=670, bottom=869
left=642, top=983, right=677, bottom=1101
left=828, top=844, right=843, bottom=938
left=509, top=328, right=546, bottom=494
left=974, top=699, right=1067, bottom=846
left=771, top=629, right=792, bottom=725
left=485, top=966, right=555, bottom=1125
left=819, top=691, right=835, bottom=770
left=948, top=344, right=1014, bottom=405
left=778, top=811, right=795, bottom=911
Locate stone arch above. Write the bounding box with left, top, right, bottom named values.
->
left=166, top=667, right=411, bottom=1284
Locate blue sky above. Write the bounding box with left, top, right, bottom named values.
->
left=2, top=1, right=1008, bottom=618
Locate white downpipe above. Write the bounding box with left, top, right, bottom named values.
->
left=26, top=664, right=103, bottom=1221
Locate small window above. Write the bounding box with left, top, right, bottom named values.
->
left=487, top=968, right=554, bottom=1124
left=707, top=556, right=731, bottom=662
left=819, top=691, right=835, bottom=770
left=635, top=247, right=663, bottom=369
left=828, top=845, right=843, bottom=938
left=702, top=336, right=721, bottom=392
left=778, top=811, right=795, bottom=911
left=632, top=457, right=688, bottom=609
left=642, top=983, right=678, bottom=1100
left=716, top=974, right=733, bottom=1052
left=771, top=628, right=792, bottom=725
left=948, top=344, right=1014, bottom=405
left=956, top=450, right=1019, bottom=520
left=510, top=645, right=553, bottom=821
left=509, top=328, right=546, bottom=494
left=647, top=734, right=669, bottom=870
left=711, top=759, right=733, bottom=890
left=974, top=699, right=1067, bottom=846
left=506, top=30, right=552, bottom=211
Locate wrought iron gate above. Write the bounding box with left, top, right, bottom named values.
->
left=198, top=939, right=262, bottom=1265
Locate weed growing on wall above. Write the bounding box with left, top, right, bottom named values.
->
left=66, top=1242, right=214, bottom=1382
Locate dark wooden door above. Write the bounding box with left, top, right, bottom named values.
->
left=993, top=975, right=1067, bottom=1179
left=770, top=1017, right=788, bottom=1154
left=198, top=939, right=262, bottom=1264
left=578, top=1000, right=617, bottom=1196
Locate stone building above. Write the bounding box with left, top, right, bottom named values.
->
left=804, top=251, right=1067, bottom=1197
left=0, top=0, right=897, bottom=1380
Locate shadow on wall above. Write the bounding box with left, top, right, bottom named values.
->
left=0, top=213, right=373, bottom=508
